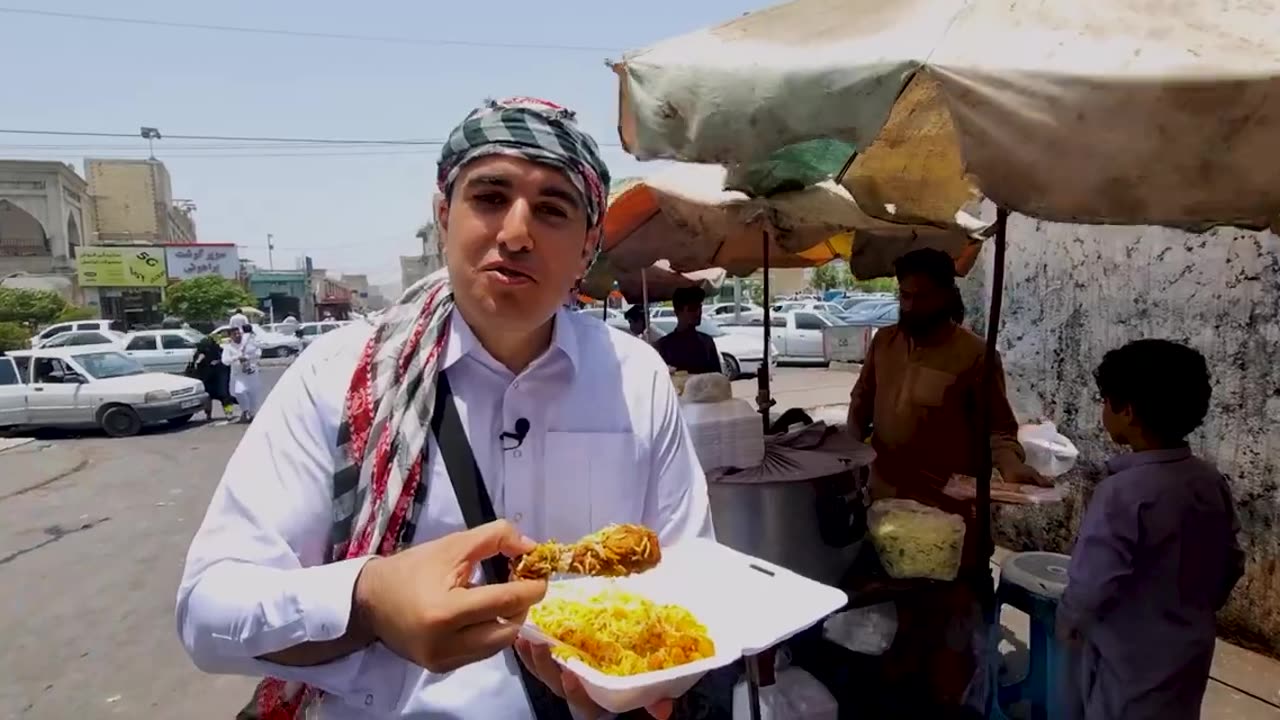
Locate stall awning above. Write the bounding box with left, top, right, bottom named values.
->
left=613, top=0, right=1280, bottom=230
left=602, top=163, right=982, bottom=279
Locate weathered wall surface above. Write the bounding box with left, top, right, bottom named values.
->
left=960, top=217, right=1280, bottom=653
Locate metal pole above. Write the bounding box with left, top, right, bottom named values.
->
left=267, top=233, right=275, bottom=271
left=745, top=654, right=764, bottom=720
left=976, top=207, right=1009, bottom=572
left=733, top=277, right=743, bottom=324
left=757, top=230, right=774, bottom=432
left=641, top=268, right=649, bottom=325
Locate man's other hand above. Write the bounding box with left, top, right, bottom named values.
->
left=355, top=520, right=546, bottom=673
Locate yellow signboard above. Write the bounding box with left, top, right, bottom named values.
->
left=77, top=246, right=169, bottom=287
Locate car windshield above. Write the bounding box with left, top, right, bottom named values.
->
left=72, top=351, right=146, bottom=379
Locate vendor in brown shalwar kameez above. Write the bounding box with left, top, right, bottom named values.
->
left=846, top=248, right=1049, bottom=711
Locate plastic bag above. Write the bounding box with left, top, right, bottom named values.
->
left=1018, top=422, right=1079, bottom=478
left=732, top=667, right=838, bottom=720
left=683, top=373, right=733, bottom=403
left=867, top=499, right=966, bottom=582
left=822, top=602, right=898, bottom=656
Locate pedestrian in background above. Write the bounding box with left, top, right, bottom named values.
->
left=221, top=325, right=262, bottom=423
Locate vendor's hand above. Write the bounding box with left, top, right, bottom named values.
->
left=515, top=639, right=675, bottom=719
left=1004, top=461, right=1053, bottom=488
left=355, top=519, right=546, bottom=674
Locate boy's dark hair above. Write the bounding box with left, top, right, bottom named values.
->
left=671, top=286, right=706, bottom=311
left=894, top=248, right=957, bottom=290
left=623, top=304, right=645, bottom=322
left=1094, top=339, right=1211, bottom=443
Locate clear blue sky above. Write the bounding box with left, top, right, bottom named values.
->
left=0, top=1, right=767, bottom=288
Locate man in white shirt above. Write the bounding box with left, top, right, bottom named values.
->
left=176, top=97, right=713, bottom=720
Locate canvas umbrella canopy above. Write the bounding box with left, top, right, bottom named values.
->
left=580, top=255, right=726, bottom=304
left=612, top=0, right=1280, bottom=232
left=601, top=162, right=983, bottom=279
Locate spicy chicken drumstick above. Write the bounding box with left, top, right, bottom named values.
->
left=510, top=524, right=661, bottom=580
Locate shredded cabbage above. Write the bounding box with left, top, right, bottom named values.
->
left=529, top=587, right=715, bottom=676
left=867, top=499, right=966, bottom=581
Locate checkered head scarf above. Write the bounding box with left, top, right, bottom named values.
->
left=253, top=98, right=610, bottom=720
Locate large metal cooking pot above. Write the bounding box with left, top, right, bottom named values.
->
left=707, top=443, right=871, bottom=586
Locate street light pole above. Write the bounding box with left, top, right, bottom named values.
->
left=267, top=233, right=275, bottom=270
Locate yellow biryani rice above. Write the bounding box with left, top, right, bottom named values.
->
left=529, top=586, right=716, bottom=676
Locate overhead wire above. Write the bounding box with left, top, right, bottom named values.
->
left=0, top=129, right=626, bottom=149
left=0, top=6, right=621, bottom=53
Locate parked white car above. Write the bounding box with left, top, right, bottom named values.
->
left=295, top=321, right=347, bottom=348
left=29, top=319, right=128, bottom=348
left=210, top=324, right=302, bottom=358
left=707, top=302, right=764, bottom=318
left=0, top=348, right=209, bottom=437
left=123, top=329, right=207, bottom=374
left=38, top=329, right=126, bottom=350
left=721, top=310, right=841, bottom=363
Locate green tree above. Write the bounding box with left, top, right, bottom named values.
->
left=54, top=305, right=97, bottom=323
left=851, top=277, right=898, bottom=294
left=164, top=276, right=256, bottom=322
left=810, top=262, right=852, bottom=291
left=0, top=288, right=69, bottom=328
left=0, top=321, right=30, bottom=351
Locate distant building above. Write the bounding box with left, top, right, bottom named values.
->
left=249, top=269, right=311, bottom=322
left=86, top=158, right=196, bottom=245
left=401, top=222, right=443, bottom=290
left=0, top=160, right=91, bottom=283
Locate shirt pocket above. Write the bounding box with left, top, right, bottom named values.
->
left=542, top=431, right=644, bottom=541
left=908, top=365, right=958, bottom=408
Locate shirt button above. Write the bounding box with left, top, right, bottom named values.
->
left=365, top=694, right=374, bottom=706
left=513, top=449, right=523, bottom=458
left=513, top=512, right=524, bottom=522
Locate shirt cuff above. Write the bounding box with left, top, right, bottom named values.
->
left=293, top=556, right=375, bottom=642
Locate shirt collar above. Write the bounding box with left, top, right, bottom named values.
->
left=441, top=306, right=580, bottom=377
left=1105, top=446, right=1193, bottom=475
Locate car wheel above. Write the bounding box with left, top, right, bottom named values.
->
left=721, top=353, right=741, bottom=380
left=167, top=414, right=194, bottom=428
left=98, top=405, right=143, bottom=438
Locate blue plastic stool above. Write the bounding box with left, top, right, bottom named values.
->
left=989, top=552, right=1071, bottom=720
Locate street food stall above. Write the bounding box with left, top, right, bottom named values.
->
left=606, top=0, right=1280, bottom=716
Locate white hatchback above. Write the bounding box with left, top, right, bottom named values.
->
left=0, top=348, right=209, bottom=437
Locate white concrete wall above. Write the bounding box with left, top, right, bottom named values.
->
left=960, top=217, right=1280, bottom=652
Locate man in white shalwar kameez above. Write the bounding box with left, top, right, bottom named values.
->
left=222, top=325, right=263, bottom=423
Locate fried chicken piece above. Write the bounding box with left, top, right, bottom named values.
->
left=510, top=524, right=662, bottom=581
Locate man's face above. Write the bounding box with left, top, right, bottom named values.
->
left=229, top=327, right=242, bottom=343
left=438, top=155, right=598, bottom=336
left=676, top=303, right=702, bottom=329
left=897, top=274, right=950, bottom=336
left=628, top=316, right=645, bottom=334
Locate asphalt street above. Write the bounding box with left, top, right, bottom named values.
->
left=0, top=365, right=291, bottom=720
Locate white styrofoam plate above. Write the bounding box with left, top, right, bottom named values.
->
left=520, top=538, right=847, bottom=713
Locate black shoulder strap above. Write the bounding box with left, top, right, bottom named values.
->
left=429, top=372, right=574, bottom=720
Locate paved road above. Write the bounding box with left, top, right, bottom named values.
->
left=0, top=366, right=293, bottom=719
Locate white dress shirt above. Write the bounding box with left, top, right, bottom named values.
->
left=177, top=308, right=714, bottom=719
